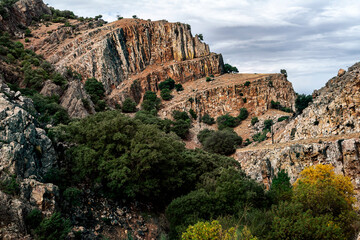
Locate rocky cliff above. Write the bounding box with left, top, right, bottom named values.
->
left=29, top=19, right=224, bottom=105
left=0, top=79, right=59, bottom=239
left=0, top=0, right=51, bottom=38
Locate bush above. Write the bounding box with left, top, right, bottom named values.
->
left=242, top=97, right=247, bottom=103
left=160, top=88, right=173, bottom=100
left=244, top=81, right=250, bottom=87
left=51, top=73, right=67, bottom=86
left=35, top=212, right=71, bottom=240
left=277, top=116, right=289, bottom=122
left=206, top=77, right=213, bottom=82
left=159, top=78, right=175, bottom=90
left=238, top=108, right=248, bottom=121
left=251, top=117, right=259, bottom=125
left=197, top=129, right=215, bottom=144
left=252, top=129, right=269, bottom=142
left=0, top=175, right=20, bottom=196
left=224, top=64, right=239, bottom=73
left=189, top=109, right=197, bottom=120
left=122, top=98, right=137, bottom=113
left=270, top=100, right=293, bottom=113
left=25, top=209, right=43, bottom=230
left=202, top=129, right=242, bottom=155
left=141, top=91, right=161, bottom=111
left=181, top=220, right=236, bottom=240
left=175, top=83, right=184, bottom=91
left=263, top=119, right=273, bottom=131
left=267, top=170, right=292, bottom=203
left=217, top=114, right=240, bottom=130
left=173, top=110, right=190, bottom=122
left=63, top=187, right=82, bottom=206
left=171, top=119, right=191, bottom=139
left=295, top=94, right=312, bottom=114
left=84, top=78, right=105, bottom=104
left=201, top=114, right=215, bottom=125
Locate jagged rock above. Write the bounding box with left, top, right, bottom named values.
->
left=0, top=0, right=51, bottom=38
left=60, top=80, right=95, bottom=118
left=21, top=179, right=59, bottom=217
left=276, top=62, right=360, bottom=142
left=338, top=68, right=346, bottom=77
left=40, top=80, right=63, bottom=97
left=0, top=80, right=56, bottom=178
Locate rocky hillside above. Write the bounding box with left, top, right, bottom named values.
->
left=235, top=62, right=360, bottom=206
left=27, top=18, right=224, bottom=104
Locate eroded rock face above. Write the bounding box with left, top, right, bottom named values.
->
left=0, top=0, right=51, bottom=38
left=60, top=80, right=95, bottom=118
left=276, top=62, right=360, bottom=142
left=0, top=80, right=56, bottom=178
left=0, top=79, right=60, bottom=239
left=34, top=19, right=224, bottom=105
left=40, top=80, right=63, bottom=97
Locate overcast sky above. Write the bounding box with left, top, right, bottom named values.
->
left=44, top=0, right=360, bottom=94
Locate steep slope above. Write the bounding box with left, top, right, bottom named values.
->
left=235, top=62, right=360, bottom=206
left=29, top=19, right=224, bottom=104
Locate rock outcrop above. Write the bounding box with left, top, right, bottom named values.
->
left=32, top=19, right=224, bottom=105
left=60, top=80, right=95, bottom=118
left=0, top=79, right=59, bottom=239
left=276, top=63, right=360, bottom=142
left=158, top=73, right=296, bottom=120
left=0, top=0, right=51, bottom=38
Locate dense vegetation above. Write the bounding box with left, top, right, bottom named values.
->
left=216, top=108, right=248, bottom=130
left=198, top=129, right=242, bottom=155
left=295, top=93, right=312, bottom=114
left=224, top=63, right=239, bottom=73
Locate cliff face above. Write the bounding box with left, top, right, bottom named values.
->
left=0, top=0, right=51, bottom=37
left=30, top=19, right=224, bottom=104
left=276, top=63, right=360, bottom=143
left=158, top=73, right=296, bottom=120
left=0, top=79, right=59, bottom=239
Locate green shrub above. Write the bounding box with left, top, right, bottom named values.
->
left=0, top=175, right=20, bottom=196
left=242, top=97, right=247, bottom=103
left=271, top=100, right=293, bottom=113
left=35, top=212, right=71, bottom=240
left=251, top=117, right=259, bottom=125
left=173, top=110, right=190, bottom=122
left=197, top=129, right=215, bottom=144
left=206, top=77, right=212, bottom=82
left=84, top=78, right=105, bottom=104
left=25, top=28, right=32, bottom=37
left=63, top=187, right=82, bottom=206
left=238, top=108, right=248, bottom=120
left=25, top=208, right=43, bottom=230
left=175, top=83, right=184, bottom=91
left=51, top=73, right=67, bottom=86
left=267, top=170, right=292, bottom=204
left=252, top=129, right=269, bottom=142
left=188, top=97, right=194, bottom=103
left=141, top=91, right=161, bottom=111
left=122, top=98, right=137, bottom=113
left=189, top=109, right=197, bottom=120
left=217, top=114, right=240, bottom=130
left=171, top=119, right=191, bottom=139
left=202, top=129, right=242, bottom=155
left=277, top=116, right=289, bottom=122
left=6, top=53, right=15, bottom=63
left=244, top=81, right=250, bottom=87
left=159, top=78, right=175, bottom=90
left=224, top=63, right=239, bottom=73
left=295, top=94, right=312, bottom=114
left=263, top=119, right=273, bottom=131
left=201, top=114, right=215, bottom=125
left=160, top=88, right=173, bottom=100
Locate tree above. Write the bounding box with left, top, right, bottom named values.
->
left=295, top=94, right=312, bottom=115
left=141, top=91, right=161, bottom=111
left=160, top=88, right=173, bottom=100
left=84, top=78, right=105, bottom=104
left=181, top=220, right=236, bottom=240
left=122, top=98, right=137, bottom=113
left=203, top=129, right=242, bottom=155
left=198, top=34, right=204, bottom=41
left=224, top=63, right=239, bottom=73
left=280, top=69, right=287, bottom=77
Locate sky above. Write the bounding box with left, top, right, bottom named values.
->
left=44, top=0, right=360, bottom=94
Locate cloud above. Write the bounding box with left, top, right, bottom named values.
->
left=44, top=0, right=360, bottom=94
